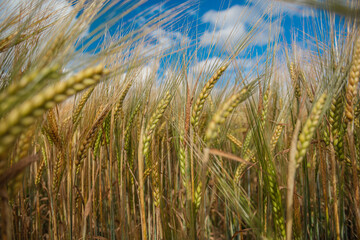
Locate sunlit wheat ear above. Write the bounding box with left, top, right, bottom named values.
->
left=191, top=64, right=229, bottom=129
left=52, top=152, right=64, bottom=195
left=299, top=71, right=314, bottom=102
left=227, top=133, right=243, bottom=149
left=205, top=85, right=251, bottom=143
left=0, top=65, right=109, bottom=156
left=72, top=86, right=95, bottom=125
left=44, top=108, right=62, bottom=148
left=227, top=132, right=256, bottom=172
left=143, top=91, right=172, bottom=171
left=76, top=107, right=110, bottom=175
left=290, top=62, right=301, bottom=100
left=0, top=65, right=60, bottom=114
left=345, top=37, right=360, bottom=124
left=295, top=93, right=327, bottom=166
left=35, top=146, right=47, bottom=186
left=270, top=121, right=284, bottom=152
left=114, top=80, right=133, bottom=120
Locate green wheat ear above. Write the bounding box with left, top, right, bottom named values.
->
left=295, top=93, right=327, bottom=166
left=345, top=37, right=360, bottom=124
left=191, top=64, right=229, bottom=129
left=205, top=84, right=252, bottom=143
left=143, top=91, right=172, bottom=165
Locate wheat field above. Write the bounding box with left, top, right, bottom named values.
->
left=0, top=0, right=360, bottom=239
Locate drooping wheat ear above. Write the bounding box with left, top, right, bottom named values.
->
left=35, top=147, right=47, bottom=185
left=345, top=37, right=360, bottom=123
left=299, top=72, right=314, bottom=102
left=0, top=64, right=60, bottom=114
left=76, top=107, right=110, bottom=175
left=52, top=152, right=64, bottom=194
left=227, top=133, right=247, bottom=183
left=191, top=64, right=229, bottom=129
left=227, top=133, right=243, bottom=149
left=205, top=85, right=251, bottom=143
left=0, top=64, right=109, bottom=156
left=270, top=121, right=284, bottom=152
left=72, top=86, right=95, bottom=125
left=143, top=91, right=172, bottom=172
left=295, top=93, right=327, bottom=166
left=114, top=80, right=133, bottom=120
left=124, top=102, right=141, bottom=154
left=290, top=62, right=301, bottom=100
left=234, top=150, right=255, bottom=184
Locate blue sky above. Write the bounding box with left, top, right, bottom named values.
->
left=1, top=0, right=326, bottom=81
left=88, top=0, right=316, bottom=46
left=80, top=0, right=321, bottom=76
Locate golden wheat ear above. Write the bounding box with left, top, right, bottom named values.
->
left=191, top=64, right=229, bottom=129
left=205, top=84, right=253, bottom=143
left=0, top=65, right=109, bottom=157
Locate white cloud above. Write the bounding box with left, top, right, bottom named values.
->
left=136, top=26, right=190, bottom=58
left=248, top=0, right=313, bottom=17
left=191, top=57, right=223, bottom=75
left=0, top=0, right=89, bottom=39
left=200, top=4, right=283, bottom=48
left=199, top=0, right=313, bottom=48
left=149, top=28, right=190, bottom=50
